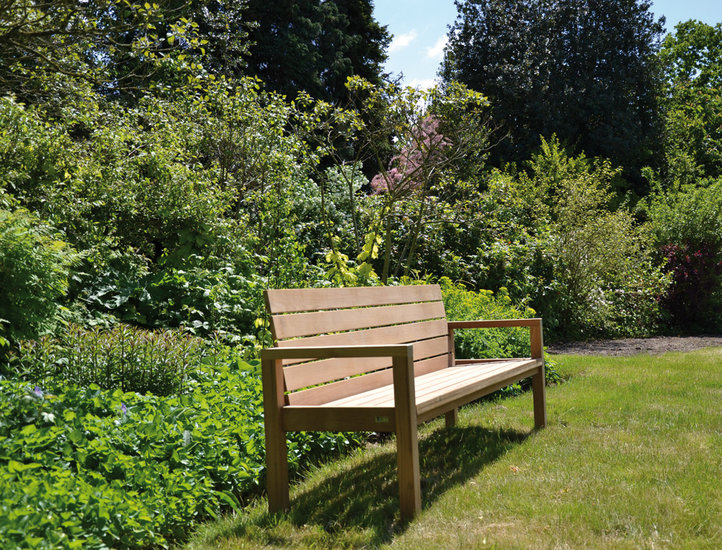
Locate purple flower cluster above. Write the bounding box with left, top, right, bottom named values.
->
left=370, top=116, right=451, bottom=195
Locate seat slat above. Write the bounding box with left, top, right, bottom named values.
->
left=286, top=355, right=446, bottom=406
left=321, top=360, right=539, bottom=409
left=278, top=319, right=448, bottom=365
left=416, top=360, right=540, bottom=416
left=323, top=355, right=453, bottom=407
left=265, top=284, right=442, bottom=314
left=283, top=336, right=449, bottom=391
left=271, top=301, right=446, bottom=340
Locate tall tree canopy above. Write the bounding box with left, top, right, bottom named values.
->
left=242, top=0, right=390, bottom=102
left=0, top=0, right=249, bottom=104
left=656, top=20, right=722, bottom=186
left=442, top=0, right=665, bottom=192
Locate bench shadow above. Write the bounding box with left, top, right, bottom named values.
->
left=252, top=425, right=530, bottom=547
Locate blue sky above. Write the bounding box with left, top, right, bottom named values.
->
left=373, top=0, right=722, bottom=89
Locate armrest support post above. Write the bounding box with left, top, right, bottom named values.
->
left=262, top=356, right=289, bottom=513
left=392, top=347, right=421, bottom=521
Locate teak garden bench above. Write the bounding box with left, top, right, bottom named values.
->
left=261, top=284, right=546, bottom=522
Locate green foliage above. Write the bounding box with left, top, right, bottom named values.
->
left=449, top=138, right=668, bottom=340
left=0, top=356, right=363, bottom=548
left=645, top=180, right=722, bottom=329
left=347, top=77, right=491, bottom=282
left=523, top=138, right=669, bottom=338
left=7, top=325, right=212, bottom=396
left=0, top=208, right=77, bottom=344
left=78, top=254, right=265, bottom=342
left=243, top=0, right=390, bottom=102
left=656, top=20, right=722, bottom=187
left=440, top=277, right=536, bottom=360
left=645, top=180, right=722, bottom=252
left=0, top=0, right=247, bottom=105
left=443, top=0, right=665, bottom=190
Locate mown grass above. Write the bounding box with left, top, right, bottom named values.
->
left=186, top=347, right=722, bottom=549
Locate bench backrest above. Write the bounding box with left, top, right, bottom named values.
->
left=264, top=285, right=450, bottom=406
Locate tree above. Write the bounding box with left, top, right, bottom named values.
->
left=442, top=0, right=665, bottom=194
left=656, top=20, right=722, bottom=187
left=347, top=78, right=491, bottom=282
left=0, top=0, right=249, bottom=104
left=242, top=0, right=390, bottom=102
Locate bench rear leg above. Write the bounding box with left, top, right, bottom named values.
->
left=532, top=366, right=547, bottom=429
left=445, top=409, right=458, bottom=427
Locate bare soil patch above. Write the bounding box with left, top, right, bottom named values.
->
left=546, top=335, right=722, bottom=356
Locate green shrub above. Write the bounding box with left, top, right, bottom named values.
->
left=439, top=277, right=560, bottom=390
left=510, top=138, right=669, bottom=339
left=440, top=277, right=535, bottom=359
left=645, top=180, right=722, bottom=330
left=0, top=355, right=363, bottom=548
left=0, top=208, right=77, bottom=346
left=79, top=254, right=266, bottom=343
left=7, top=324, right=213, bottom=396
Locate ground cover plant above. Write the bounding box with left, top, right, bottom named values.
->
left=0, top=351, right=363, bottom=549
left=186, top=346, right=722, bottom=549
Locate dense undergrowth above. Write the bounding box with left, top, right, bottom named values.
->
left=0, top=353, right=362, bottom=548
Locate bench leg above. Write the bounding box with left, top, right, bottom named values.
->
left=532, top=366, right=547, bottom=429
left=393, top=353, right=421, bottom=522
left=263, top=357, right=290, bottom=513
left=445, top=409, right=458, bottom=428
left=265, top=421, right=289, bottom=513
left=396, top=420, right=421, bottom=522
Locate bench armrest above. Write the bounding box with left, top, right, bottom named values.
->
left=261, top=344, right=413, bottom=360
left=261, top=344, right=416, bottom=414
left=447, top=318, right=544, bottom=359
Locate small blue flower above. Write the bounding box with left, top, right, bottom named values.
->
left=33, top=386, right=44, bottom=398
left=121, top=402, right=127, bottom=414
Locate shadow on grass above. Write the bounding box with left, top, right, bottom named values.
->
left=230, top=425, right=530, bottom=547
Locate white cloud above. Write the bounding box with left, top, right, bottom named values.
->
left=426, top=35, right=448, bottom=60
left=408, top=78, right=438, bottom=91
left=389, top=30, right=417, bottom=53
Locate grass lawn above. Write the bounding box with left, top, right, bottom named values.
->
left=186, top=347, right=722, bottom=549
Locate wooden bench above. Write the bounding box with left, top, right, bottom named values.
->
left=261, top=284, right=546, bottom=521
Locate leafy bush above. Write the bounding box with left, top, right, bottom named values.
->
left=79, top=254, right=266, bottom=342
left=657, top=243, right=722, bottom=329
left=0, top=209, right=77, bottom=346
left=439, top=278, right=560, bottom=390
left=516, top=138, right=668, bottom=339
left=0, top=356, right=363, bottom=548
left=441, top=277, right=535, bottom=359
left=7, top=324, right=212, bottom=396
left=646, top=181, right=722, bottom=330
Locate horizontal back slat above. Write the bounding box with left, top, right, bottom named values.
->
left=264, top=284, right=452, bottom=401
left=284, top=336, right=449, bottom=391
left=272, top=301, right=446, bottom=341
left=278, top=320, right=448, bottom=365
left=265, top=284, right=442, bottom=314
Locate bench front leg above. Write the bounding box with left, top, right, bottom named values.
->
left=262, top=357, right=289, bottom=513
left=392, top=349, right=421, bottom=522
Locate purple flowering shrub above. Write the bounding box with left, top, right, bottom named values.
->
left=370, top=115, right=451, bottom=195
left=659, top=242, right=722, bottom=329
